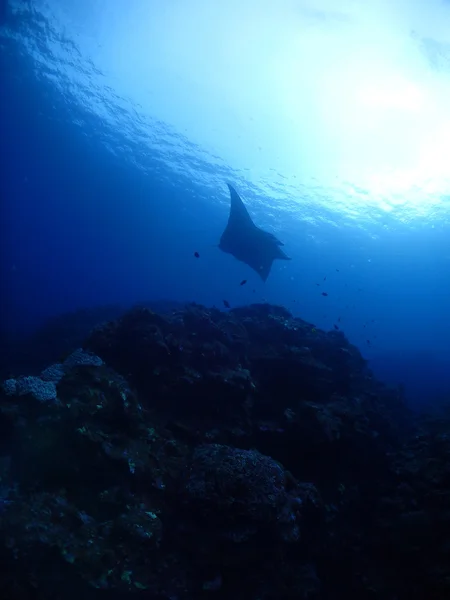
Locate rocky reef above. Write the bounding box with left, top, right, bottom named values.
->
left=1, top=302, right=449, bottom=599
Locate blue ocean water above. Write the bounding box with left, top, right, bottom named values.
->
left=1, top=0, right=450, bottom=409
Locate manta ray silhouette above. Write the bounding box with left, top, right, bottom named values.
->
left=219, top=183, right=290, bottom=281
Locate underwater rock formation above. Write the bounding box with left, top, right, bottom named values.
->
left=0, top=301, right=449, bottom=599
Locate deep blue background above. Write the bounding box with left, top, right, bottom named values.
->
left=1, top=2, right=450, bottom=410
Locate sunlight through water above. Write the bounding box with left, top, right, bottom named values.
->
left=6, top=0, right=450, bottom=226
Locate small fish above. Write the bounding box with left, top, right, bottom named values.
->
left=338, top=317, right=341, bottom=322
left=311, top=328, right=317, bottom=333
left=366, top=339, right=371, bottom=345
left=240, top=279, right=247, bottom=286
left=334, top=324, right=339, bottom=330
left=194, top=252, right=200, bottom=258
left=321, top=292, right=328, bottom=297
left=323, top=276, right=327, bottom=281
left=336, top=268, right=339, bottom=272
left=252, top=288, right=256, bottom=293
left=223, top=300, right=230, bottom=308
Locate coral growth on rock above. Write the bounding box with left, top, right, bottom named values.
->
left=0, top=302, right=448, bottom=599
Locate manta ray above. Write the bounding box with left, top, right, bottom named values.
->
left=219, top=183, right=290, bottom=281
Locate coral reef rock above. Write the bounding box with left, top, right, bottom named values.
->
left=0, top=302, right=448, bottom=599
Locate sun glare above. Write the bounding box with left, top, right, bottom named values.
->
left=357, top=77, right=425, bottom=111
left=35, top=0, right=450, bottom=217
